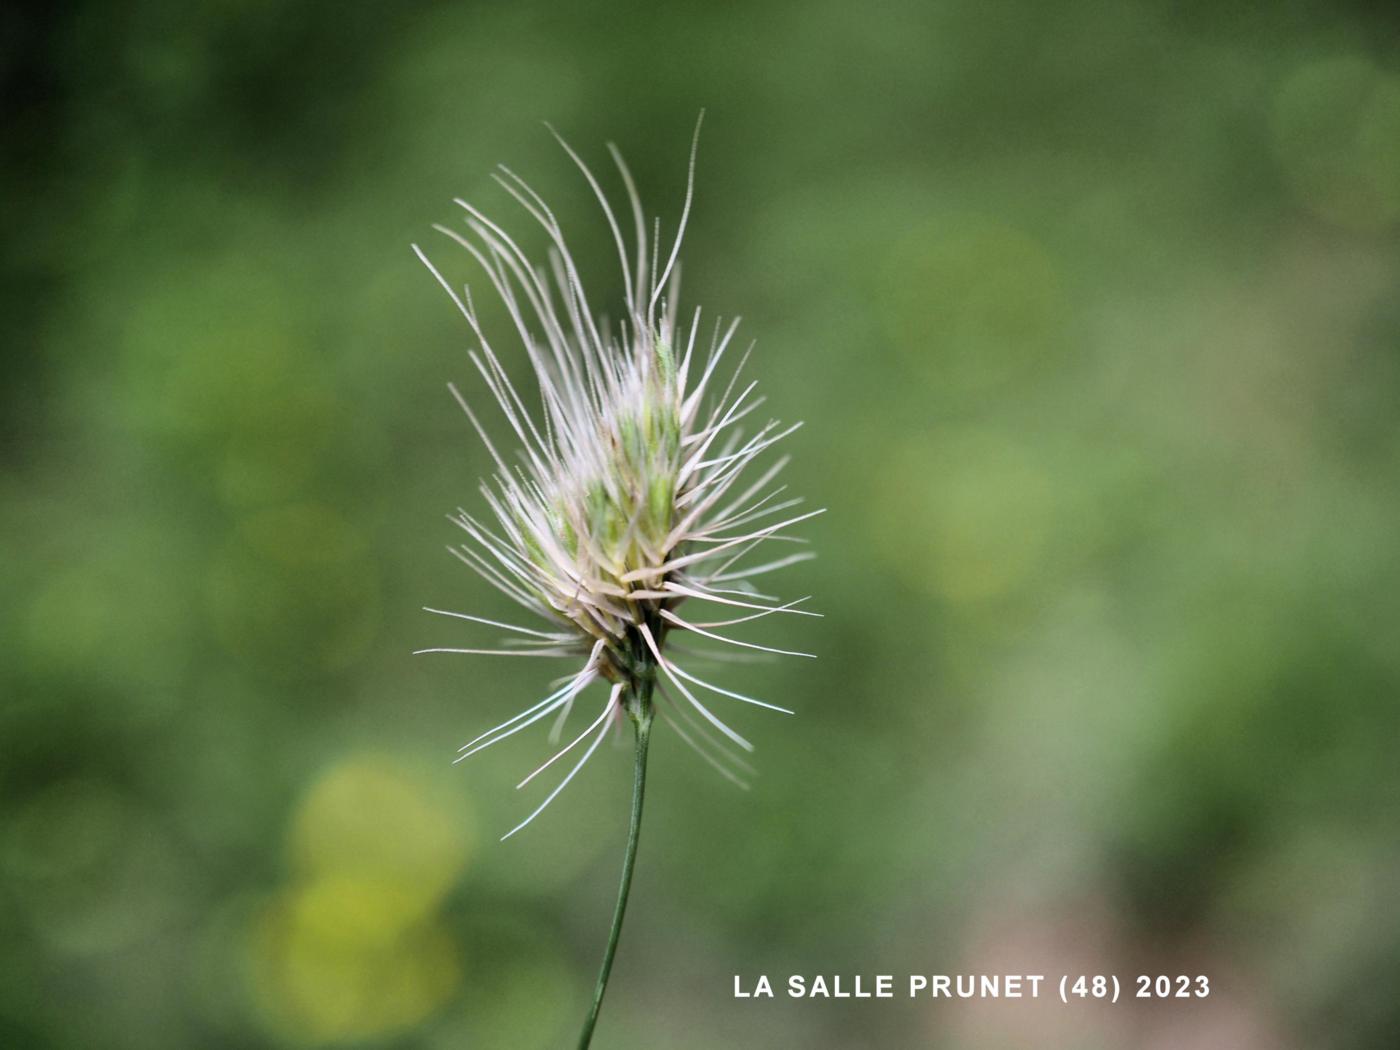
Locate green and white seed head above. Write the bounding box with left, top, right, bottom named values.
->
left=413, top=118, right=820, bottom=837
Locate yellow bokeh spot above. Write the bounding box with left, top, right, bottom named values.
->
left=247, top=755, right=472, bottom=1043
left=250, top=878, right=461, bottom=1043
left=291, top=756, right=470, bottom=918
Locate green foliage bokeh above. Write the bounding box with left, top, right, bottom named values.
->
left=4, top=2, right=1400, bottom=1047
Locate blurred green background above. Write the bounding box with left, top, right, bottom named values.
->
left=4, top=1, right=1400, bottom=1047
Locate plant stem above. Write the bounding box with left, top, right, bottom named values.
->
left=576, top=675, right=653, bottom=1049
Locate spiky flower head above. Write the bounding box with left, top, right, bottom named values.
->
left=415, top=121, right=820, bottom=837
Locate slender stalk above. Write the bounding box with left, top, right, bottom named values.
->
left=577, top=667, right=654, bottom=1049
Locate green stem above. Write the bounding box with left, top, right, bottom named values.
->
left=576, top=676, right=653, bottom=1049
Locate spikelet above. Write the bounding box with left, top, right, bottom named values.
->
left=414, top=119, right=820, bottom=837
